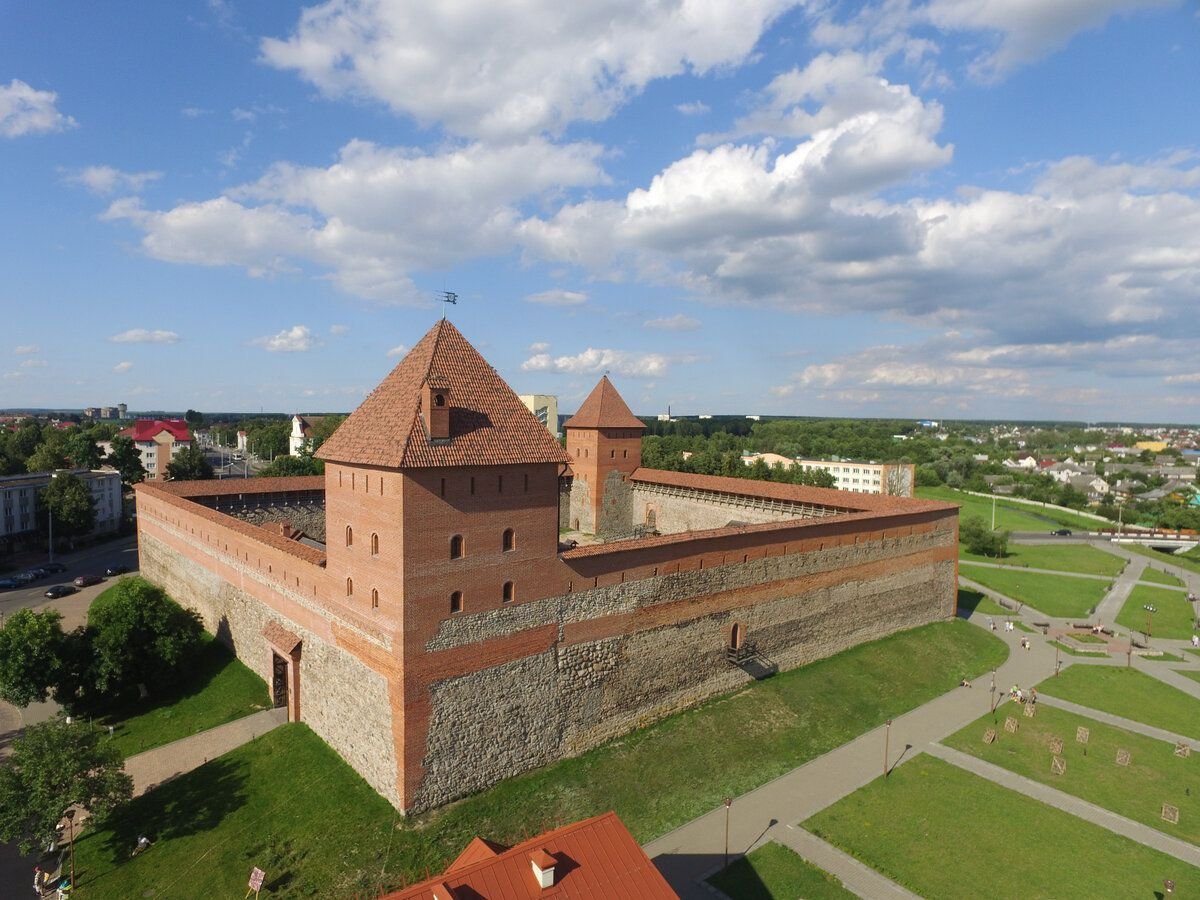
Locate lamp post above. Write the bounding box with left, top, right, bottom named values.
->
left=64, top=806, right=77, bottom=890
left=723, top=797, right=732, bottom=870
left=1143, top=604, right=1157, bottom=646
left=884, top=719, right=892, bottom=777
left=991, top=494, right=996, bottom=532
left=46, top=471, right=59, bottom=564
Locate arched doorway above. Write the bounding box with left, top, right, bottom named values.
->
left=730, top=622, right=743, bottom=651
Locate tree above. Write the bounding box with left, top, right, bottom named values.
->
left=106, top=435, right=146, bottom=487
left=0, top=719, right=132, bottom=854
left=87, top=577, right=204, bottom=694
left=259, top=455, right=322, bottom=477
left=38, top=472, right=96, bottom=540
left=0, top=609, right=66, bottom=707
left=165, top=444, right=213, bottom=481
left=959, top=515, right=1010, bottom=557
left=184, top=409, right=204, bottom=427
left=26, top=430, right=69, bottom=473
left=65, top=431, right=102, bottom=470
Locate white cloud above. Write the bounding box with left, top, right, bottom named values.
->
left=0, top=79, right=77, bottom=138
left=64, top=165, right=162, bottom=196
left=1165, top=373, right=1200, bottom=385
left=385, top=344, right=408, bottom=357
left=261, top=0, right=800, bottom=138
left=528, top=341, right=551, bottom=353
left=644, top=314, right=701, bottom=331
left=13, top=344, right=39, bottom=355
left=253, top=325, right=315, bottom=353
left=524, top=289, right=588, bottom=307
left=20, top=359, right=47, bottom=369
left=181, top=106, right=211, bottom=118
left=521, top=347, right=685, bottom=378
left=113, top=361, right=134, bottom=373
left=676, top=101, right=710, bottom=116
left=329, top=324, right=350, bottom=335
left=110, top=328, right=180, bottom=344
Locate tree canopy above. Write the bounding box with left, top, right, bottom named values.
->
left=165, top=444, right=213, bottom=481
left=38, top=472, right=96, bottom=539
left=106, top=435, right=146, bottom=487
left=0, top=609, right=66, bottom=707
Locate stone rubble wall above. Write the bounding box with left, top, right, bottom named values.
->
left=225, top=504, right=327, bottom=543
left=138, top=530, right=401, bottom=807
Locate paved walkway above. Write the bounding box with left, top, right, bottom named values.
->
left=1035, top=695, right=1197, bottom=746
left=1095, top=554, right=1147, bottom=623
left=124, top=707, right=288, bottom=796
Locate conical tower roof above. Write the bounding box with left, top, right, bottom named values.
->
left=316, top=320, right=569, bottom=469
left=563, top=376, right=645, bottom=430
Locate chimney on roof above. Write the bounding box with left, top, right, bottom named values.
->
left=422, top=376, right=451, bottom=441
left=530, top=849, right=556, bottom=889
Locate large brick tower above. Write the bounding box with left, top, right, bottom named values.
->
left=563, top=376, right=645, bottom=535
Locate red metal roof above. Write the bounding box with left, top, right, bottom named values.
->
left=563, top=376, right=645, bottom=430
left=382, top=811, right=677, bottom=900
left=119, top=419, right=191, bottom=442
left=316, top=320, right=570, bottom=469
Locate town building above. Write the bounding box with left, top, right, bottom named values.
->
left=118, top=419, right=191, bottom=480
left=289, top=414, right=329, bottom=456
left=382, top=811, right=675, bottom=899
left=133, top=320, right=957, bottom=814
left=517, top=394, right=559, bottom=437
left=793, top=458, right=916, bottom=496
left=0, top=468, right=122, bottom=550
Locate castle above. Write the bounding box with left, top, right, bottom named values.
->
left=133, top=320, right=959, bottom=812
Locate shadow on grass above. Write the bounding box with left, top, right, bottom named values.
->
left=91, top=756, right=249, bottom=876
left=705, top=852, right=773, bottom=900
left=956, top=588, right=986, bottom=617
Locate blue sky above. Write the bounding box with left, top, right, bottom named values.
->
left=2, top=0, right=1199, bottom=422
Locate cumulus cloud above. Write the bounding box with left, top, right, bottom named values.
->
left=0, top=79, right=76, bottom=137
left=110, top=328, right=180, bottom=344
left=13, top=344, right=39, bottom=355
left=676, top=101, right=710, bottom=116
left=113, top=361, right=133, bottom=373
left=528, top=341, right=551, bottom=353
left=521, top=347, right=690, bottom=378
left=329, top=324, right=350, bottom=335
left=644, top=314, right=701, bottom=331
left=63, top=166, right=162, bottom=196
left=524, top=289, right=588, bottom=307
left=252, top=325, right=315, bottom=353
left=385, top=344, right=408, bottom=357
left=261, top=0, right=799, bottom=138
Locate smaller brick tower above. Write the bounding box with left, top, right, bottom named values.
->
left=563, top=376, right=644, bottom=535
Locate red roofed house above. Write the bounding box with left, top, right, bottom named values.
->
left=119, top=419, right=191, bottom=480
left=383, top=811, right=677, bottom=899
left=132, top=319, right=958, bottom=816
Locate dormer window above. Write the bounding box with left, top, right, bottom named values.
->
left=434, top=393, right=445, bottom=407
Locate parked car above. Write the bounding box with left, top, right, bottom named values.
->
left=44, top=584, right=77, bottom=599
left=13, top=571, right=38, bottom=584
left=73, top=574, right=104, bottom=587
left=0, top=577, right=19, bottom=589
left=1051, top=529, right=1072, bottom=536
left=26, top=567, right=48, bottom=578
left=42, top=562, right=67, bottom=574
left=104, top=565, right=130, bottom=577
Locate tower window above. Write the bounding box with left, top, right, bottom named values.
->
left=623, top=449, right=628, bottom=459
left=502, top=528, right=515, bottom=552
left=345, top=525, right=353, bottom=547
left=435, top=393, right=445, bottom=407
left=450, top=534, right=464, bottom=559
left=502, top=581, right=514, bottom=603
left=524, top=473, right=529, bottom=491
left=440, top=477, right=446, bottom=497
left=371, top=533, right=379, bottom=556
left=498, top=474, right=503, bottom=493
left=450, top=591, right=463, bottom=614
left=346, top=577, right=353, bottom=597
left=470, top=476, right=475, bottom=495
left=611, top=449, right=615, bottom=458
left=371, top=588, right=379, bottom=609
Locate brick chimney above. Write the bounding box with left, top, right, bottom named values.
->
left=530, top=849, right=557, bottom=889
left=422, top=376, right=451, bottom=441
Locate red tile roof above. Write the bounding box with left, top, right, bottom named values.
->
left=563, top=376, right=645, bottom=430
left=316, top=320, right=570, bottom=469
left=120, top=419, right=191, bottom=442
left=383, top=811, right=677, bottom=900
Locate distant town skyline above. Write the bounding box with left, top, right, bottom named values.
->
left=2, top=1, right=1198, bottom=421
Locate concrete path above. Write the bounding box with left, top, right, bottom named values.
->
left=926, top=743, right=1200, bottom=867
left=124, top=707, right=288, bottom=796
left=1035, top=695, right=1198, bottom=747
left=1095, top=555, right=1147, bottom=623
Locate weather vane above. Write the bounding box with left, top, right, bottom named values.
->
left=440, top=290, right=458, bottom=319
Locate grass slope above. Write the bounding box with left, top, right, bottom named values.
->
left=96, top=636, right=271, bottom=757
left=944, top=704, right=1200, bottom=845
left=1036, top=667, right=1200, bottom=740
left=708, top=842, right=854, bottom=900
left=1124, top=543, right=1200, bottom=578
left=956, top=587, right=1008, bottom=617
left=961, top=543, right=1124, bottom=577
left=1139, top=566, right=1184, bottom=588
left=74, top=621, right=1006, bottom=898
left=915, top=487, right=1101, bottom=532
left=1115, top=584, right=1196, bottom=641
left=803, top=755, right=1199, bottom=899
left=958, top=566, right=1108, bottom=619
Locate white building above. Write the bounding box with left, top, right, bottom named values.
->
left=518, top=394, right=559, bottom=437
left=289, top=415, right=330, bottom=457
left=794, top=458, right=916, bottom=496
left=0, top=468, right=122, bottom=545
left=118, top=419, right=191, bottom=480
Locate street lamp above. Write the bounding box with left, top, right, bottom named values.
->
left=46, top=471, right=59, bottom=564
left=884, top=719, right=893, bottom=777
left=723, top=797, right=732, bottom=870
left=1143, top=604, right=1157, bottom=645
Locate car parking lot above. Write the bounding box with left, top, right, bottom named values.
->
left=0, top=537, right=139, bottom=620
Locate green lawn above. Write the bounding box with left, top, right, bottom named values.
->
left=92, top=635, right=271, bottom=757
left=803, top=755, right=1199, bottom=899
left=1036, top=667, right=1200, bottom=740
left=956, top=587, right=1008, bottom=617
left=958, top=566, right=1108, bottom=619
left=916, top=487, right=1102, bottom=532
left=73, top=621, right=1007, bottom=898
left=1048, top=640, right=1109, bottom=658
left=1115, top=584, right=1196, bottom=641
left=707, top=842, right=854, bottom=900
left=960, top=543, right=1124, bottom=577
left=1179, top=670, right=1200, bottom=684
left=1124, top=543, right=1200, bottom=578
left=944, top=704, right=1200, bottom=845
left=1139, top=566, right=1185, bottom=588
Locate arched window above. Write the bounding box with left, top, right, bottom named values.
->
left=450, top=591, right=463, bottom=614
left=371, top=533, right=379, bottom=556
left=450, top=534, right=464, bottom=559
left=371, top=588, right=379, bottom=609
left=434, top=393, right=446, bottom=407
left=502, top=528, right=515, bottom=552
left=346, top=577, right=353, bottom=597
left=345, top=525, right=353, bottom=547
left=502, top=581, right=514, bottom=603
